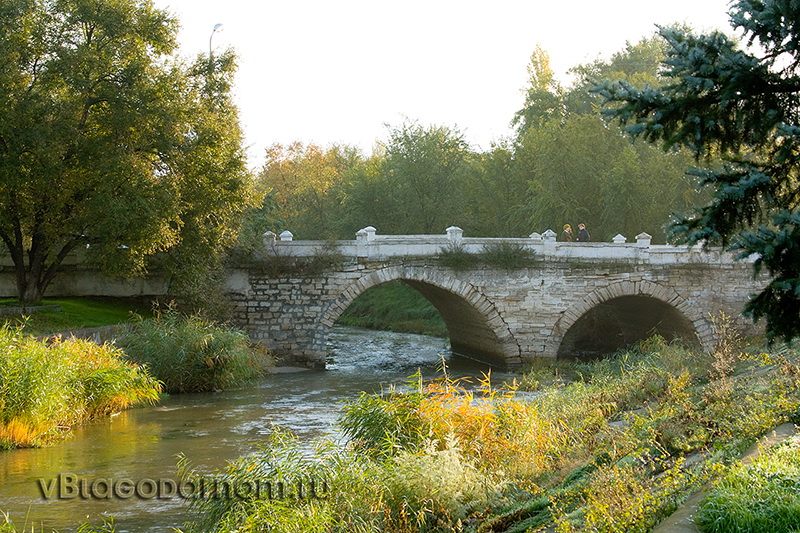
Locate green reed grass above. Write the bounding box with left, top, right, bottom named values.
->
left=0, top=326, right=161, bottom=449
left=178, top=427, right=501, bottom=533
left=116, top=310, right=272, bottom=393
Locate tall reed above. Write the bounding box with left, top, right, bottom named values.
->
left=0, top=326, right=161, bottom=448
left=116, top=310, right=272, bottom=393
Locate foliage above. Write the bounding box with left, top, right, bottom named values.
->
left=179, top=428, right=501, bottom=533
left=437, top=242, right=535, bottom=271
left=695, top=437, right=800, bottom=533
left=460, top=140, right=531, bottom=237
left=116, top=311, right=271, bottom=393
left=257, top=242, right=344, bottom=278
left=156, top=47, right=258, bottom=316
left=335, top=281, right=448, bottom=337
left=479, top=242, right=536, bottom=270
left=361, top=121, right=471, bottom=235
left=595, top=2, right=800, bottom=343
left=512, top=45, right=565, bottom=136
left=437, top=243, right=482, bottom=271
left=254, top=142, right=363, bottom=240
left=515, top=113, right=700, bottom=242
left=0, top=326, right=161, bottom=448
left=338, top=377, right=427, bottom=459
left=565, top=33, right=673, bottom=115
left=0, top=0, right=255, bottom=303
left=553, top=458, right=696, bottom=533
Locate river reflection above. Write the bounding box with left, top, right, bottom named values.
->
left=0, top=327, right=514, bottom=532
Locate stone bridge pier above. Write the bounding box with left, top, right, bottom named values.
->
left=226, top=227, right=765, bottom=369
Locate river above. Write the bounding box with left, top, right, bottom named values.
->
left=0, top=326, right=515, bottom=532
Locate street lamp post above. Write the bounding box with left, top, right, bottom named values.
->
left=209, top=23, right=223, bottom=58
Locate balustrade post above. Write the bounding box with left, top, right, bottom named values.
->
left=356, top=228, right=369, bottom=258
left=446, top=226, right=463, bottom=245
left=635, top=232, right=652, bottom=247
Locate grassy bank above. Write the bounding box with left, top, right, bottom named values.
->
left=335, top=281, right=447, bottom=337
left=696, top=434, right=800, bottom=533
left=173, top=332, right=800, bottom=533
left=1, top=299, right=272, bottom=394
left=0, top=297, right=151, bottom=336
left=0, top=327, right=161, bottom=449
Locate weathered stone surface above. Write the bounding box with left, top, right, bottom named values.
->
left=227, top=231, right=765, bottom=369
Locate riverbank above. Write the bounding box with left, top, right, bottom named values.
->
left=0, top=326, right=475, bottom=531
left=335, top=280, right=448, bottom=337
left=0, top=302, right=273, bottom=448
left=175, top=332, right=800, bottom=533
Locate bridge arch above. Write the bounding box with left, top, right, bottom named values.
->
left=550, top=279, right=713, bottom=360
left=320, top=265, right=522, bottom=367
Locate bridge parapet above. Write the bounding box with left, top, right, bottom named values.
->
left=262, top=227, right=753, bottom=266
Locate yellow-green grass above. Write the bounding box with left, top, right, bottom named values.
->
left=178, top=334, right=800, bottom=533
left=0, top=326, right=162, bottom=449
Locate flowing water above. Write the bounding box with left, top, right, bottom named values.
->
left=0, top=326, right=515, bottom=532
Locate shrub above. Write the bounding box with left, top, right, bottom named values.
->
left=258, top=242, right=344, bottom=278
left=436, top=242, right=535, bottom=271
left=116, top=311, right=271, bottom=393
left=437, top=243, right=480, bottom=271
left=479, top=242, right=535, bottom=270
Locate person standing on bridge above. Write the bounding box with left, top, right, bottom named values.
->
left=577, top=223, right=590, bottom=242
left=561, top=224, right=574, bottom=242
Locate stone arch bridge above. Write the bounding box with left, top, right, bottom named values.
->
left=226, top=227, right=764, bottom=369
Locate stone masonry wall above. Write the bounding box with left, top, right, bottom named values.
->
left=227, top=247, right=764, bottom=369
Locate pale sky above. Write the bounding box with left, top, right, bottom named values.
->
left=154, top=0, right=735, bottom=168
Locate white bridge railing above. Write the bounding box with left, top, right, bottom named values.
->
left=263, top=226, right=752, bottom=266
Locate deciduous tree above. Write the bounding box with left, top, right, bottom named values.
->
left=377, top=121, right=471, bottom=234
left=0, top=0, right=254, bottom=303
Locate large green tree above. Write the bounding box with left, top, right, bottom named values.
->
left=461, top=140, right=530, bottom=237
left=351, top=121, right=471, bottom=235
left=515, top=113, right=698, bottom=242
left=596, top=1, right=800, bottom=342
left=255, top=142, right=362, bottom=240
left=0, top=0, right=253, bottom=303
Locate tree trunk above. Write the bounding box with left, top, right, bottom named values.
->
left=18, top=281, right=43, bottom=304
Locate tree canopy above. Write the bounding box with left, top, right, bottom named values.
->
left=595, top=0, right=800, bottom=343
left=0, top=0, right=254, bottom=303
